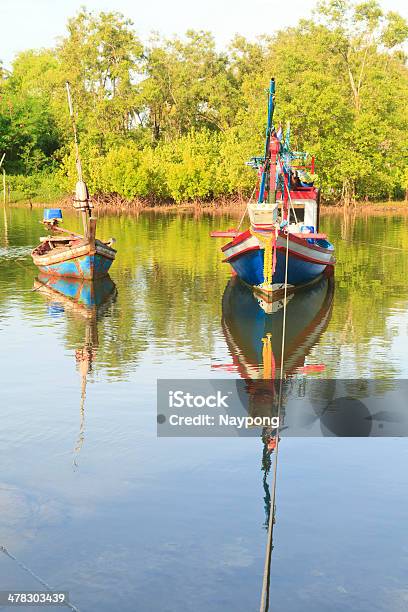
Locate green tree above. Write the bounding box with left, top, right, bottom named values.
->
left=0, top=51, right=61, bottom=173
left=1, top=2, right=407, bottom=205
left=57, top=9, right=144, bottom=151
left=139, top=31, right=240, bottom=142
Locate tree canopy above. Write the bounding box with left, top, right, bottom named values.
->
left=0, top=0, right=407, bottom=204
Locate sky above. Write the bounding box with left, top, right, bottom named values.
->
left=0, top=0, right=407, bottom=68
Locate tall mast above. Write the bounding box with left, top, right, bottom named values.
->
left=263, top=78, right=275, bottom=161
left=65, top=82, right=91, bottom=238
left=258, top=78, right=280, bottom=205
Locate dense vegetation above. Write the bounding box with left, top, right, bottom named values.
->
left=0, top=0, right=407, bottom=205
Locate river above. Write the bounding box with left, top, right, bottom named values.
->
left=0, top=206, right=407, bottom=611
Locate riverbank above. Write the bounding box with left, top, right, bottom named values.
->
left=8, top=193, right=248, bottom=213
left=7, top=195, right=408, bottom=216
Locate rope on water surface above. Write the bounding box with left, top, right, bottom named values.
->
left=0, top=256, right=53, bottom=292
left=259, top=226, right=290, bottom=612
left=0, top=546, right=80, bottom=612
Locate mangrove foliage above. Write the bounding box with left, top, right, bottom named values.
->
left=0, top=0, right=407, bottom=205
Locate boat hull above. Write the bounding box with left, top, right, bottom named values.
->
left=222, top=229, right=335, bottom=287
left=32, top=241, right=115, bottom=280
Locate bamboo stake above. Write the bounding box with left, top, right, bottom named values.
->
left=2, top=169, right=5, bottom=206
left=0, top=154, right=6, bottom=207
left=3, top=200, right=8, bottom=246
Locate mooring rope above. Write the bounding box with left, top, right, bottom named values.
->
left=0, top=546, right=80, bottom=612
left=277, top=157, right=298, bottom=226
left=0, top=256, right=54, bottom=293
left=259, top=226, right=290, bottom=612
left=237, top=185, right=257, bottom=232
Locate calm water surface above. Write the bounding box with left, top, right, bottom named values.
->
left=0, top=207, right=407, bottom=611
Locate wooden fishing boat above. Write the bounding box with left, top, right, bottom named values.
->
left=31, top=83, right=116, bottom=280
left=32, top=212, right=116, bottom=280
left=212, top=79, right=335, bottom=299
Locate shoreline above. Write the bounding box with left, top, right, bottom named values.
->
left=6, top=196, right=408, bottom=216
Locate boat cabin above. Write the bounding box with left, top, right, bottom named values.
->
left=248, top=187, right=321, bottom=233
left=282, top=188, right=321, bottom=232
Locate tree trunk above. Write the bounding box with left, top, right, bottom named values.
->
left=341, top=179, right=355, bottom=209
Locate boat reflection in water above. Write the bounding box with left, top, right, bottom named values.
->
left=221, top=270, right=334, bottom=380
left=33, top=274, right=117, bottom=465
left=221, top=272, right=334, bottom=609
left=222, top=271, right=334, bottom=518
left=221, top=269, right=335, bottom=449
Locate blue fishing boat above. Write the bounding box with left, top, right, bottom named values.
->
left=31, top=83, right=116, bottom=280
left=32, top=208, right=115, bottom=280
left=212, top=79, right=335, bottom=299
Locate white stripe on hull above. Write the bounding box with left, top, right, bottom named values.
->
left=276, top=235, right=333, bottom=264
left=223, top=236, right=260, bottom=260
left=223, top=233, right=332, bottom=265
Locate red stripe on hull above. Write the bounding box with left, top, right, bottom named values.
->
left=221, top=229, right=252, bottom=252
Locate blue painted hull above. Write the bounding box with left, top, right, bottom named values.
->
left=230, top=248, right=327, bottom=286
left=37, top=252, right=113, bottom=280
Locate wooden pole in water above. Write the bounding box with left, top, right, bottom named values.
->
left=0, top=155, right=8, bottom=245
left=0, top=153, right=6, bottom=206
left=3, top=199, right=8, bottom=246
